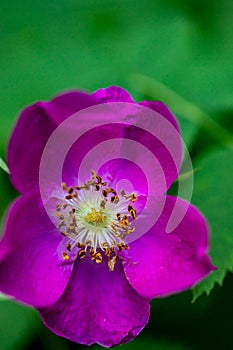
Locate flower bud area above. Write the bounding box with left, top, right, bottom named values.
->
left=55, top=171, right=137, bottom=271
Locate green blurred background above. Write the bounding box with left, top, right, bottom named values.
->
left=0, top=0, right=233, bottom=349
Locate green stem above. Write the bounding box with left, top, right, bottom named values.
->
left=0, top=157, right=10, bottom=174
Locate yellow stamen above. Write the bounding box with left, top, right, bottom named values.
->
left=78, top=250, right=86, bottom=259
left=84, top=208, right=107, bottom=224
left=62, top=251, right=70, bottom=260
left=56, top=171, right=138, bottom=272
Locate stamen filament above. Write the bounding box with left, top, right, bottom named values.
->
left=55, top=171, right=137, bottom=271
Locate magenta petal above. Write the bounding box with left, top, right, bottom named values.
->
left=61, top=123, right=125, bottom=187
left=139, top=100, right=179, bottom=131
left=8, top=86, right=180, bottom=195
left=39, top=258, right=150, bottom=347
left=41, top=86, right=134, bottom=125
left=7, top=87, right=134, bottom=195
left=0, top=194, right=73, bottom=307
left=7, top=103, right=56, bottom=194
left=122, top=196, right=215, bottom=299
left=61, top=99, right=181, bottom=193
left=92, top=85, right=135, bottom=103
left=40, top=90, right=100, bottom=124
left=121, top=106, right=182, bottom=191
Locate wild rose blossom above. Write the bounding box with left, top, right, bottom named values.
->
left=0, top=86, right=214, bottom=347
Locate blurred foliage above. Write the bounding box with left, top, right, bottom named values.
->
left=0, top=157, right=9, bottom=174
left=192, top=149, right=233, bottom=300
left=0, top=0, right=233, bottom=349
left=0, top=301, right=39, bottom=350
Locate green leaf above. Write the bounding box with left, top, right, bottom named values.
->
left=130, top=74, right=233, bottom=150
left=192, top=148, right=233, bottom=301
left=0, top=157, right=9, bottom=174
left=0, top=300, right=39, bottom=350
left=0, top=168, right=16, bottom=224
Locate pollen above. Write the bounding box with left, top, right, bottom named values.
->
left=55, top=170, right=137, bottom=271
left=62, top=251, right=70, bottom=260
left=84, top=208, right=107, bottom=225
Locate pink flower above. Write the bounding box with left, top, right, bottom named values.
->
left=0, top=87, right=214, bottom=347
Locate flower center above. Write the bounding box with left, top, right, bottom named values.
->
left=84, top=208, right=107, bottom=225
left=55, top=170, right=137, bottom=271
